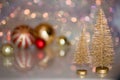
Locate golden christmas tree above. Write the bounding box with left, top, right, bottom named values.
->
left=74, top=26, right=89, bottom=65
left=91, top=9, right=114, bottom=77
left=73, top=24, right=89, bottom=78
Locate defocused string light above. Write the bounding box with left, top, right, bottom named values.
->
left=0, top=32, right=3, bottom=37
left=31, top=13, right=36, bottom=18
left=24, top=9, right=31, bottom=15
left=71, top=17, right=77, bottom=23
left=42, top=12, right=49, bottom=19
left=96, top=0, right=102, bottom=6
left=10, top=13, right=15, bottom=18
left=0, top=3, right=3, bottom=9
left=1, top=20, right=7, bottom=25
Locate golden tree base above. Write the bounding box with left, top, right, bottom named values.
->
left=77, top=69, right=87, bottom=78
left=96, top=66, right=109, bottom=77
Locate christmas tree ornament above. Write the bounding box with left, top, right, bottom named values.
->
left=14, top=50, right=35, bottom=71
left=1, top=43, right=14, bottom=56
left=57, top=36, right=70, bottom=47
left=33, top=22, right=55, bottom=45
left=3, top=57, right=14, bottom=67
left=35, top=38, right=46, bottom=49
left=11, top=25, right=35, bottom=48
left=91, top=9, right=114, bottom=77
left=77, top=69, right=87, bottom=78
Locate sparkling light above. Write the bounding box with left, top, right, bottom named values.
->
left=84, top=16, right=90, bottom=22
left=24, top=9, right=31, bottom=15
left=42, top=12, right=49, bottom=18
left=41, top=30, right=49, bottom=39
left=1, top=20, right=7, bottom=25
left=7, top=31, right=11, bottom=41
left=59, top=39, right=65, bottom=45
left=31, top=13, right=36, bottom=18
left=0, top=3, right=3, bottom=9
left=71, top=17, right=77, bottom=23
left=27, top=2, right=32, bottom=6
left=0, top=32, right=3, bottom=37
left=96, top=0, right=102, bottom=6
left=33, top=0, right=39, bottom=3
left=10, top=13, right=15, bottom=18
left=5, top=47, right=11, bottom=54
left=66, top=0, right=72, bottom=6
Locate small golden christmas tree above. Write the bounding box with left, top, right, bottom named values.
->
left=74, top=26, right=89, bottom=65
left=91, top=9, right=114, bottom=77
left=73, top=24, right=89, bottom=78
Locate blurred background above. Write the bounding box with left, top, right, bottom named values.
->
left=0, top=0, right=120, bottom=80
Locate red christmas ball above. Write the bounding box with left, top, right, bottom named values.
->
left=35, top=38, right=46, bottom=49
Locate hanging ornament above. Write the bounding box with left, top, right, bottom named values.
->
left=1, top=43, right=14, bottom=56
left=57, top=35, right=70, bottom=47
left=3, top=57, right=14, bottom=67
left=14, top=50, right=35, bottom=71
left=11, top=25, right=35, bottom=48
left=77, top=69, right=87, bottom=78
left=35, top=38, right=46, bottom=49
left=96, top=66, right=109, bottom=78
left=33, top=22, right=55, bottom=45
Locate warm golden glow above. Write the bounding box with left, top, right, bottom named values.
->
left=24, top=9, right=30, bottom=15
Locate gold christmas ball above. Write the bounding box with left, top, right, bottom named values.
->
left=1, top=43, right=14, bottom=56
left=96, top=66, right=109, bottom=78
left=57, top=36, right=70, bottom=46
left=77, top=69, right=87, bottom=78
left=34, top=22, right=55, bottom=45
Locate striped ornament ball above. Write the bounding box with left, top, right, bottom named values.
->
left=11, top=25, right=35, bottom=48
